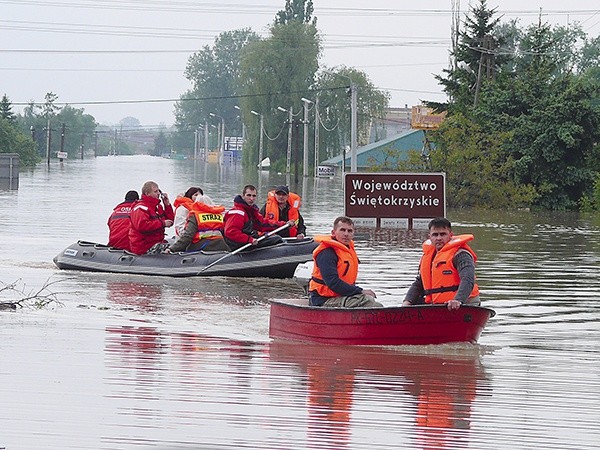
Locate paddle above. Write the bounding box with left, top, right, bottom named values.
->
left=199, top=222, right=291, bottom=273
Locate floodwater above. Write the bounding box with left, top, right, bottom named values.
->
left=1, top=155, right=599, bottom=450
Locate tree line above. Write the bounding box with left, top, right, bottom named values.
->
left=426, top=0, right=600, bottom=211
left=172, top=0, right=388, bottom=172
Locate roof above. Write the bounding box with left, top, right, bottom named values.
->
left=320, top=129, right=426, bottom=169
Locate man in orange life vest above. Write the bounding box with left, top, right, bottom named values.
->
left=403, top=217, right=480, bottom=310
left=259, top=185, right=306, bottom=239
left=309, top=216, right=382, bottom=308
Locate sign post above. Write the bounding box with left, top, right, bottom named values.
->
left=344, top=172, right=446, bottom=229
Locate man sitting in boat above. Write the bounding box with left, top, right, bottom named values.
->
left=166, top=194, right=230, bottom=253
left=259, top=185, right=306, bottom=239
left=223, top=184, right=296, bottom=251
left=129, top=181, right=174, bottom=255
left=107, top=190, right=138, bottom=252
left=402, top=217, right=480, bottom=310
left=308, top=216, right=382, bottom=308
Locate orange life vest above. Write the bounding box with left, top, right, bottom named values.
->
left=419, top=234, right=480, bottom=304
left=173, top=196, right=194, bottom=210
left=186, top=202, right=225, bottom=243
left=308, top=235, right=359, bottom=298
left=264, top=190, right=301, bottom=237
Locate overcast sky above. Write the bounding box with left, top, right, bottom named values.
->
left=2, top=1, right=599, bottom=127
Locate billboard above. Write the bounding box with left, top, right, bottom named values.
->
left=344, top=172, right=446, bottom=221
left=411, top=105, right=447, bottom=130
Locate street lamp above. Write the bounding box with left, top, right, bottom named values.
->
left=233, top=105, right=245, bottom=143
left=250, top=110, right=264, bottom=169
left=324, top=70, right=358, bottom=173
left=277, top=106, right=293, bottom=174
left=209, top=112, right=225, bottom=165
left=301, top=97, right=312, bottom=178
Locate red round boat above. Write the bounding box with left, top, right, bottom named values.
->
left=269, top=298, right=495, bottom=345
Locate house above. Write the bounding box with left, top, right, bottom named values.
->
left=320, top=128, right=426, bottom=172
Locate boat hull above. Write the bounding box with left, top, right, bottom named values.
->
left=269, top=299, right=495, bottom=345
left=54, top=239, right=318, bottom=278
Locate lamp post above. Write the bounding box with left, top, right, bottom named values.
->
left=300, top=97, right=312, bottom=178
left=250, top=110, right=264, bottom=169
left=209, top=112, right=225, bottom=165
left=203, top=120, right=209, bottom=161
left=277, top=106, right=293, bottom=174
left=234, top=105, right=245, bottom=157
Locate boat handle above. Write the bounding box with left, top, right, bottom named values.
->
left=81, top=251, right=95, bottom=258
left=181, top=257, right=196, bottom=265
left=119, top=255, right=134, bottom=262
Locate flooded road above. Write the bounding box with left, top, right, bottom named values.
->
left=1, top=155, right=599, bottom=449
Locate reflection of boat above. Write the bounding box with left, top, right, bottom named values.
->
left=269, top=299, right=495, bottom=345
left=269, top=341, right=490, bottom=449
left=54, top=238, right=318, bottom=278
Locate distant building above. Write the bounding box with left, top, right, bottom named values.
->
left=368, top=106, right=412, bottom=143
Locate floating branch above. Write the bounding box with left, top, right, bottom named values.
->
left=0, top=277, right=68, bottom=310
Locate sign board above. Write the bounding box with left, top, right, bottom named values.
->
left=411, top=105, right=447, bottom=130
left=317, top=165, right=335, bottom=177
left=344, top=173, right=446, bottom=223
left=56, top=151, right=68, bottom=159
left=225, top=136, right=243, bottom=151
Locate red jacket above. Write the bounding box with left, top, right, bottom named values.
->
left=129, top=194, right=174, bottom=255
left=107, top=201, right=135, bottom=251
left=223, top=195, right=285, bottom=245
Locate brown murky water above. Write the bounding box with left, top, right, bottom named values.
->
left=1, top=156, right=599, bottom=449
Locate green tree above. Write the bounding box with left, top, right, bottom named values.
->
left=0, top=95, right=16, bottom=123
left=430, top=113, right=537, bottom=208
left=55, top=106, right=97, bottom=157
left=174, top=28, right=260, bottom=156
left=153, top=130, right=168, bottom=157
left=0, top=117, right=39, bottom=167
left=275, top=0, right=316, bottom=25
left=481, top=23, right=600, bottom=210
left=239, top=0, right=320, bottom=169
left=432, top=0, right=502, bottom=112
left=313, top=67, right=389, bottom=164
left=430, top=4, right=600, bottom=210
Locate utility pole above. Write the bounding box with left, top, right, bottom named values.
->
left=301, top=98, right=312, bottom=178
left=113, top=128, right=118, bottom=156
left=60, top=123, right=66, bottom=155
left=350, top=82, right=358, bottom=172
left=45, top=118, right=51, bottom=166
left=293, top=120, right=300, bottom=184
left=286, top=107, right=293, bottom=174
left=80, top=133, right=84, bottom=159
left=314, top=96, right=320, bottom=177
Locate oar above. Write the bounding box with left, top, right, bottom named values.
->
left=199, top=222, right=291, bottom=273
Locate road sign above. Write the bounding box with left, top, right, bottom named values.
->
left=344, top=172, right=446, bottom=226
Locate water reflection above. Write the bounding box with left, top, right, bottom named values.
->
left=268, top=342, right=491, bottom=450
left=106, top=281, right=164, bottom=312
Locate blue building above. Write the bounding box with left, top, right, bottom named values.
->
left=320, top=129, right=426, bottom=172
